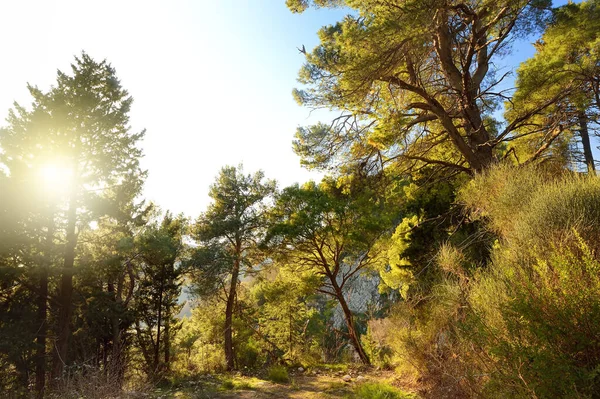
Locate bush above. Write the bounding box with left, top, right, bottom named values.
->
left=390, top=165, right=600, bottom=398
left=462, top=165, right=600, bottom=398
left=468, top=237, right=600, bottom=398
left=362, top=319, right=395, bottom=369
left=266, top=364, right=289, bottom=383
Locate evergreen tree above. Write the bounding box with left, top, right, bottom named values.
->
left=509, top=0, right=600, bottom=171
left=264, top=178, right=393, bottom=364
left=0, top=52, right=146, bottom=387
left=191, top=165, right=276, bottom=371
left=287, top=0, right=557, bottom=174
left=134, top=212, right=187, bottom=376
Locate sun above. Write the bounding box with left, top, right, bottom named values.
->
left=38, top=164, right=74, bottom=194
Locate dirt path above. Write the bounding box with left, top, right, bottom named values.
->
left=215, top=374, right=353, bottom=399
left=139, top=370, right=416, bottom=399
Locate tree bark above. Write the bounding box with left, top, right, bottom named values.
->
left=224, top=256, right=240, bottom=371
left=108, top=280, right=124, bottom=385
left=578, top=111, right=596, bottom=173
left=330, top=279, right=370, bottom=365
left=164, top=303, right=170, bottom=370
left=154, top=282, right=163, bottom=373
left=51, top=194, right=77, bottom=382
left=35, top=219, right=53, bottom=398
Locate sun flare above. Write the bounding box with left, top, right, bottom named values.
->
left=39, top=164, right=73, bottom=194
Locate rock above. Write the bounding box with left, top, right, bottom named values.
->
left=342, top=374, right=352, bottom=382
left=356, top=375, right=366, bottom=382
left=298, top=367, right=305, bottom=372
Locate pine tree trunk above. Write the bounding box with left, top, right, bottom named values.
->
left=340, top=296, right=370, bottom=365
left=224, top=257, right=240, bottom=371
left=35, top=268, right=48, bottom=398
left=52, top=195, right=77, bottom=382
left=164, top=303, right=170, bottom=370
left=154, top=284, right=163, bottom=373
left=108, top=281, right=123, bottom=385
left=332, top=283, right=370, bottom=365
left=578, top=111, right=596, bottom=173
left=35, top=220, right=53, bottom=398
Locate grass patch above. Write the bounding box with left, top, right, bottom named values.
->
left=320, top=363, right=349, bottom=373
left=266, top=365, right=290, bottom=383
left=325, top=381, right=348, bottom=391
left=351, top=382, right=417, bottom=399
left=220, top=378, right=235, bottom=390
left=235, top=380, right=253, bottom=390
left=218, top=375, right=259, bottom=391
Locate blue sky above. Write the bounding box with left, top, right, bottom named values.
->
left=0, top=0, right=581, bottom=217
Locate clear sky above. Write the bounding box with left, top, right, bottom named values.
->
left=0, top=0, right=580, bottom=218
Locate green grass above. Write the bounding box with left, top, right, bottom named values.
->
left=218, top=376, right=257, bottom=391
left=266, top=365, right=290, bottom=383
left=350, top=382, right=417, bottom=399
left=220, top=378, right=235, bottom=390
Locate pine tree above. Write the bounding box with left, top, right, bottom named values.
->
left=287, top=0, right=556, bottom=174
left=0, top=52, right=146, bottom=387
left=134, top=212, right=187, bottom=376
left=264, top=178, right=393, bottom=365
left=509, top=0, right=600, bottom=171
left=191, top=165, right=275, bottom=371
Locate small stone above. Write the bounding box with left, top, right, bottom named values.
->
left=298, top=367, right=305, bottom=372
left=342, top=374, right=352, bottom=382
left=356, top=375, right=366, bottom=382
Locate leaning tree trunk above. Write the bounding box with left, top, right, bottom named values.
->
left=331, top=280, right=370, bottom=365
left=578, top=111, right=596, bottom=173
left=52, top=194, right=77, bottom=382
left=224, top=256, right=240, bottom=371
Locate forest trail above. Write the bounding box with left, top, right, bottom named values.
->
left=141, top=370, right=417, bottom=399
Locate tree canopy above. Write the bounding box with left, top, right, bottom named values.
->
left=289, top=0, right=561, bottom=175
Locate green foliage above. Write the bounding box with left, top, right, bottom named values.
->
left=360, top=320, right=394, bottom=369
left=0, top=52, right=148, bottom=393
left=468, top=239, right=600, bottom=398
left=134, top=212, right=187, bottom=376
left=375, top=170, right=488, bottom=298
left=190, top=165, right=276, bottom=370
left=266, top=364, right=290, bottom=383
left=289, top=0, right=553, bottom=174
left=391, top=165, right=600, bottom=398
left=505, top=0, right=600, bottom=171
left=462, top=166, right=600, bottom=397
left=461, top=164, right=600, bottom=251
left=174, top=304, right=227, bottom=373
left=251, top=264, right=321, bottom=363
left=265, top=177, right=396, bottom=365
left=220, top=378, right=235, bottom=390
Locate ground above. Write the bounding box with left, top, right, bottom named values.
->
left=133, top=368, right=418, bottom=399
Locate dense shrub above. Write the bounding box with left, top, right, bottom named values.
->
left=465, top=166, right=600, bottom=397
left=390, top=165, right=600, bottom=398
